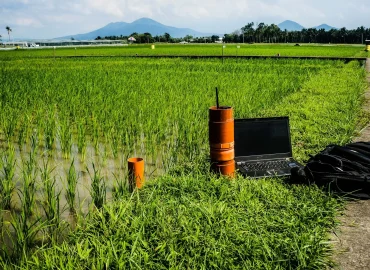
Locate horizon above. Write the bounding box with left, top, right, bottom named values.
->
left=1, top=0, right=369, bottom=39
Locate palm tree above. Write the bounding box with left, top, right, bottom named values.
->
left=6, top=26, right=12, bottom=41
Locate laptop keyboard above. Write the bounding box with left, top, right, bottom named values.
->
left=239, top=160, right=295, bottom=171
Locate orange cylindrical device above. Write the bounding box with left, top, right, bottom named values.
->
left=209, top=106, right=235, bottom=177
left=128, top=157, right=145, bottom=189
left=209, top=106, right=234, bottom=145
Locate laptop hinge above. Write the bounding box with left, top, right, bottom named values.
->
left=234, top=153, right=292, bottom=162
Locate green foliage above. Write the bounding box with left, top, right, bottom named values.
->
left=28, top=175, right=343, bottom=269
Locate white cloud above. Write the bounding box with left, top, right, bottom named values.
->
left=15, top=18, right=43, bottom=27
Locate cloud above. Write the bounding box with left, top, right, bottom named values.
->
left=15, top=18, right=43, bottom=27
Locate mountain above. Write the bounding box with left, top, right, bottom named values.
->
left=55, top=18, right=214, bottom=40
left=278, top=20, right=304, bottom=31
left=314, top=24, right=337, bottom=31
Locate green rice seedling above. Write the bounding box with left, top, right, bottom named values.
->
left=30, top=131, right=38, bottom=155
left=40, top=160, right=64, bottom=243
left=58, top=120, right=72, bottom=159
left=108, top=127, right=119, bottom=159
left=77, top=121, right=86, bottom=160
left=2, top=111, right=17, bottom=141
left=112, top=172, right=128, bottom=201
left=44, top=117, right=56, bottom=151
left=17, top=119, right=28, bottom=147
left=0, top=143, right=16, bottom=210
left=87, top=163, right=106, bottom=209
left=19, top=150, right=38, bottom=218
left=7, top=204, right=47, bottom=263
left=65, top=159, right=78, bottom=214
left=4, top=153, right=43, bottom=263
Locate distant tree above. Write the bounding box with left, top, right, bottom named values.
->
left=211, top=35, right=220, bottom=43
left=6, top=26, right=12, bottom=41
left=143, top=32, right=153, bottom=43
left=164, top=32, right=171, bottom=42
left=184, top=35, right=193, bottom=42
left=255, top=23, right=266, bottom=42
left=95, top=36, right=102, bottom=40
left=241, top=22, right=254, bottom=43
left=71, top=37, right=75, bottom=41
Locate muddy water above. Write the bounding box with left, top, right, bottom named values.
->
left=1, top=139, right=164, bottom=220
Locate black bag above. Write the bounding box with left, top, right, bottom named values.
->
left=295, top=142, right=370, bottom=199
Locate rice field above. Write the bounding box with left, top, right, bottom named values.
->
left=0, top=47, right=368, bottom=268
left=1, top=43, right=369, bottom=58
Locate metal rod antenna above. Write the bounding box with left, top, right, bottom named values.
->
left=216, top=87, right=219, bottom=109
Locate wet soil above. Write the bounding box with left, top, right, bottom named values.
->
left=330, top=58, right=370, bottom=270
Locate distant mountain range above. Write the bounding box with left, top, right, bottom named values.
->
left=278, top=20, right=337, bottom=31
left=55, top=18, right=338, bottom=40
left=55, top=18, right=215, bottom=40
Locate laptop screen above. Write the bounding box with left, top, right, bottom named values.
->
left=234, top=117, right=292, bottom=157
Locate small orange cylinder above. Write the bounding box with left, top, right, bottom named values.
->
left=209, top=106, right=235, bottom=177
left=128, top=157, right=144, bottom=189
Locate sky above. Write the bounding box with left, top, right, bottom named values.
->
left=0, top=0, right=369, bottom=39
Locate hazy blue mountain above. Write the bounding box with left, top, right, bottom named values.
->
left=314, top=24, right=337, bottom=31
left=278, top=20, right=304, bottom=31
left=55, top=18, right=214, bottom=40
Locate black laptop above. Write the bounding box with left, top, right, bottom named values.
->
left=234, top=117, right=302, bottom=178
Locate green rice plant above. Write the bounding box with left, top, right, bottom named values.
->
left=2, top=110, right=17, bottom=141
left=17, top=119, right=28, bottom=147
left=112, top=172, right=128, bottom=201
left=40, top=160, right=64, bottom=243
left=108, top=127, right=119, bottom=159
left=44, top=117, right=56, bottom=151
left=4, top=153, right=43, bottom=263
left=77, top=121, right=86, bottom=160
left=58, top=120, right=72, bottom=159
left=7, top=204, right=47, bottom=263
left=0, top=143, right=16, bottom=210
left=65, top=159, right=78, bottom=214
left=19, top=147, right=38, bottom=218
left=87, top=163, right=106, bottom=209
left=30, top=131, right=38, bottom=155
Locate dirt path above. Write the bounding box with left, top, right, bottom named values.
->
left=330, top=58, right=370, bottom=270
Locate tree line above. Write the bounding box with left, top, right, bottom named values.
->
left=224, top=22, right=370, bottom=44
left=96, top=22, right=370, bottom=44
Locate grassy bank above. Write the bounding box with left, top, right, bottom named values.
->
left=17, top=174, right=342, bottom=269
